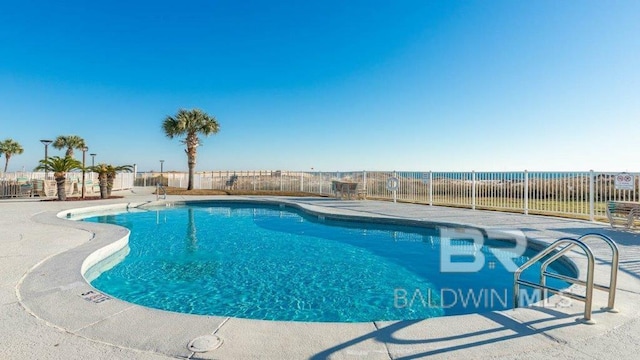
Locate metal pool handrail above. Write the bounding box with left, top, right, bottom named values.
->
left=539, top=233, right=619, bottom=312
left=514, top=237, right=596, bottom=324
left=156, top=183, right=166, bottom=200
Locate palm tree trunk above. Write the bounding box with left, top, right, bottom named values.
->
left=100, top=185, right=108, bottom=199
left=3, top=156, right=9, bottom=173
left=56, top=177, right=66, bottom=201
left=99, top=174, right=108, bottom=199
left=188, top=155, right=196, bottom=190
left=107, top=176, right=114, bottom=197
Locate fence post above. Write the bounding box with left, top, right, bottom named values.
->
left=429, top=171, right=433, bottom=206
left=363, top=170, right=367, bottom=191
left=472, top=171, right=476, bottom=210
left=300, top=172, right=304, bottom=192
left=589, top=170, right=595, bottom=222
left=524, top=170, right=529, bottom=215
left=393, top=170, right=397, bottom=203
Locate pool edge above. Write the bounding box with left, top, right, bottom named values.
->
left=16, top=197, right=640, bottom=359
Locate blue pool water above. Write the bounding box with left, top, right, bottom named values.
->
left=84, top=202, right=574, bottom=322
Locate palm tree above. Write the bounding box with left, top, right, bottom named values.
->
left=88, top=163, right=110, bottom=199
left=106, top=164, right=133, bottom=197
left=88, top=163, right=133, bottom=199
left=0, top=138, right=24, bottom=173
left=34, top=156, right=82, bottom=201
left=162, top=109, right=220, bottom=190
left=52, top=135, right=86, bottom=158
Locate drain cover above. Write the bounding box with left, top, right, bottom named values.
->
left=187, top=335, right=223, bottom=353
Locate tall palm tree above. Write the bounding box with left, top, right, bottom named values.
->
left=34, top=156, right=82, bottom=201
left=52, top=135, right=86, bottom=158
left=0, top=138, right=24, bottom=173
left=162, top=108, right=220, bottom=190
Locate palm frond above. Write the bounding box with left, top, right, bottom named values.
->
left=0, top=138, right=24, bottom=155
left=52, top=135, right=86, bottom=157
left=34, top=156, right=82, bottom=173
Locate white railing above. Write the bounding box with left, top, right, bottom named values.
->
left=133, top=170, right=639, bottom=221
left=136, top=170, right=340, bottom=195
left=5, top=169, right=637, bottom=219
left=0, top=172, right=134, bottom=198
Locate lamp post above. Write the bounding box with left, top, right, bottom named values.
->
left=160, top=160, right=165, bottom=185
left=40, top=139, right=53, bottom=179
left=89, top=153, right=96, bottom=182
left=81, top=147, right=88, bottom=199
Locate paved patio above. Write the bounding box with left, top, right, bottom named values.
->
left=2, top=188, right=640, bottom=359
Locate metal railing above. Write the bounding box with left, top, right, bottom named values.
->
left=132, top=170, right=639, bottom=221
left=0, top=172, right=134, bottom=198
left=0, top=180, right=34, bottom=198
left=156, top=183, right=167, bottom=200
left=513, top=233, right=619, bottom=324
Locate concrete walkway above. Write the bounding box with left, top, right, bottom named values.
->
left=2, top=189, right=640, bottom=359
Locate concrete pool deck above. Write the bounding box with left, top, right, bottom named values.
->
left=2, top=188, right=640, bottom=359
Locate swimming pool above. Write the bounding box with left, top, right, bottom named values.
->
left=83, top=201, right=575, bottom=322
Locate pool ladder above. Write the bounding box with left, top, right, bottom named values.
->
left=156, top=183, right=167, bottom=200
left=513, top=233, right=619, bottom=324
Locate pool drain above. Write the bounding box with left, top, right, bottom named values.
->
left=187, top=335, right=223, bottom=353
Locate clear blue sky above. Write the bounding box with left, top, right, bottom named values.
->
left=1, top=0, right=638, bottom=172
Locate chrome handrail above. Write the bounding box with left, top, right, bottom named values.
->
left=156, top=183, right=166, bottom=200
left=539, top=233, right=619, bottom=311
left=514, top=237, right=596, bottom=324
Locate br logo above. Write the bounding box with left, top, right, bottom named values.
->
left=439, top=227, right=527, bottom=273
